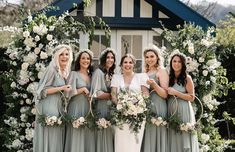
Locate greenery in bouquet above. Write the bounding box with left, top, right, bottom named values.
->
left=111, top=89, right=150, bottom=133
left=167, top=114, right=200, bottom=134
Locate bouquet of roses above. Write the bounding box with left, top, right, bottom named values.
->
left=111, top=89, right=150, bottom=133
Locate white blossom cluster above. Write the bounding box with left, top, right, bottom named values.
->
left=150, top=116, right=167, bottom=126
left=179, top=122, right=195, bottom=132
left=202, top=94, right=220, bottom=111
left=45, top=116, right=63, bottom=126
left=72, top=117, right=86, bottom=128
left=96, top=118, right=111, bottom=129
left=116, top=91, right=147, bottom=116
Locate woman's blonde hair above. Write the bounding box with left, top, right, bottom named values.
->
left=50, top=44, right=73, bottom=78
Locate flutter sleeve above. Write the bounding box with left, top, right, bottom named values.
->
left=90, top=69, right=107, bottom=97
left=35, top=66, right=56, bottom=102
left=66, top=71, right=77, bottom=98
left=139, top=73, right=149, bottom=88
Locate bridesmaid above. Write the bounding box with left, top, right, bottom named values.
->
left=90, top=48, right=116, bottom=152
left=33, top=44, right=73, bottom=152
left=142, top=44, right=169, bottom=152
left=64, top=49, right=95, bottom=152
left=167, top=51, right=199, bottom=152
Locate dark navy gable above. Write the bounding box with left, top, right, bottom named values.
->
left=46, top=0, right=83, bottom=16
left=45, top=0, right=215, bottom=30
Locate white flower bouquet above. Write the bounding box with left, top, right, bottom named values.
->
left=96, top=118, right=111, bottom=129
left=180, top=122, right=195, bottom=132
left=72, top=117, right=87, bottom=128
left=150, top=116, right=167, bottom=126
left=111, top=89, right=149, bottom=133
left=37, top=115, right=64, bottom=126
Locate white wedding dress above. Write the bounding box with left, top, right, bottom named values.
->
left=111, top=73, right=149, bottom=152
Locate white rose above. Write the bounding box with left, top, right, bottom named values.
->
left=201, top=39, right=213, bottom=48
left=212, top=70, right=217, bottom=75
left=46, top=34, right=53, bottom=41
left=151, top=118, right=157, bottom=124
left=34, top=47, right=41, bottom=55
left=24, top=52, right=37, bottom=65
left=210, top=76, right=216, bottom=83
left=201, top=145, right=210, bottom=152
left=12, top=139, right=23, bottom=148
left=207, top=59, right=221, bottom=69
left=207, top=104, right=214, bottom=110
left=23, top=31, right=30, bottom=37
left=10, top=82, right=16, bottom=88
left=21, top=62, right=29, bottom=70
left=201, top=133, right=210, bottom=143
left=38, top=71, right=44, bottom=79
left=205, top=81, right=210, bottom=85
left=25, top=128, right=34, bottom=141
left=49, top=26, right=55, bottom=31
left=24, top=37, right=36, bottom=48
left=116, top=104, right=123, bottom=110
left=188, top=43, right=194, bottom=54
left=27, top=15, right=32, bottom=22
left=202, top=70, right=208, bottom=76
left=199, top=57, right=205, bottom=63
left=33, top=26, right=39, bottom=34
left=40, top=51, right=48, bottom=59
left=25, top=99, right=32, bottom=105
left=35, top=35, right=40, bottom=42
left=79, top=117, right=85, bottom=123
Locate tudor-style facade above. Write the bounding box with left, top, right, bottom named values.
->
left=46, top=0, right=214, bottom=72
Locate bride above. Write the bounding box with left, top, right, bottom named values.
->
left=111, top=54, right=149, bottom=152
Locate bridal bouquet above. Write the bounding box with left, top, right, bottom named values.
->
left=111, top=89, right=150, bottom=133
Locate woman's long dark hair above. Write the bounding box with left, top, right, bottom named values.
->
left=99, top=50, right=116, bottom=77
left=169, top=54, right=187, bottom=87
left=74, top=51, right=93, bottom=76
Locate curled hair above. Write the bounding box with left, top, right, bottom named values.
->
left=74, top=49, right=93, bottom=76
left=99, top=48, right=116, bottom=76
left=169, top=52, right=187, bottom=87
left=143, top=44, right=164, bottom=72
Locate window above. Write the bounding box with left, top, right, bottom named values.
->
left=121, top=35, right=142, bottom=72
left=90, top=34, right=110, bottom=68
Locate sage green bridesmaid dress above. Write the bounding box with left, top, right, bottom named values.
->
left=90, top=68, right=114, bottom=152
left=33, top=67, right=66, bottom=152
left=64, top=71, right=95, bottom=152
left=142, top=73, right=167, bottom=152
left=167, top=83, right=199, bottom=152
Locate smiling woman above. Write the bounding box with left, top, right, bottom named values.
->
left=64, top=49, right=95, bottom=152
left=33, top=44, right=73, bottom=152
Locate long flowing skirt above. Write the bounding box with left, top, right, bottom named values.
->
left=114, top=122, right=145, bottom=152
